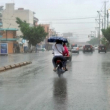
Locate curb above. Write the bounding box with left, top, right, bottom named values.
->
left=4, top=65, right=12, bottom=70
left=14, top=64, right=20, bottom=67
left=23, top=62, right=27, bottom=65
left=10, top=64, right=16, bottom=68
left=19, top=62, right=24, bottom=66
left=0, top=61, right=32, bottom=73
left=0, top=67, right=5, bottom=72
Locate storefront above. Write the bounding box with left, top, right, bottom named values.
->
left=0, top=28, right=18, bottom=54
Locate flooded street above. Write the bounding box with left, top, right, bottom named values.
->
left=0, top=51, right=110, bottom=110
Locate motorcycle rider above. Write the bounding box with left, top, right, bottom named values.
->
left=52, top=40, right=67, bottom=71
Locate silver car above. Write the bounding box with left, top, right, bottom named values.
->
left=71, top=44, right=79, bottom=54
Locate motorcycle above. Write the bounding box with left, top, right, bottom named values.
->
left=56, top=59, right=65, bottom=77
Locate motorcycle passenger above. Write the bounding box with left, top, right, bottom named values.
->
left=63, top=43, right=69, bottom=56
left=52, top=40, right=67, bottom=71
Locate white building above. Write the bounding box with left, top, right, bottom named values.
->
left=2, top=3, right=38, bottom=46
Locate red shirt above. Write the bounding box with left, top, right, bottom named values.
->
left=63, top=45, right=69, bottom=56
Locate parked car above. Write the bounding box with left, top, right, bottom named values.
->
left=71, top=44, right=79, bottom=54
left=98, top=45, right=106, bottom=53
left=83, top=45, right=93, bottom=53
left=37, top=48, right=46, bottom=51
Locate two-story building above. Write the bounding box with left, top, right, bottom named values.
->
left=2, top=3, right=38, bottom=47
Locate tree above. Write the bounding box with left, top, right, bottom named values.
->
left=16, top=17, right=48, bottom=46
left=102, top=27, right=110, bottom=43
left=101, top=37, right=109, bottom=45
left=87, top=37, right=99, bottom=45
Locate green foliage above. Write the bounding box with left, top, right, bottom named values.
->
left=102, top=27, right=110, bottom=42
left=16, top=17, right=48, bottom=46
left=87, top=37, right=99, bottom=45
left=101, top=37, right=109, bottom=45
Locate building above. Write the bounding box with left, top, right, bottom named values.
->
left=0, top=6, right=3, bottom=29
left=39, top=24, right=50, bottom=49
left=62, top=32, right=73, bottom=38
left=0, top=28, right=18, bottom=54
left=49, top=29, right=56, bottom=37
left=2, top=3, right=38, bottom=44
left=40, top=24, right=50, bottom=36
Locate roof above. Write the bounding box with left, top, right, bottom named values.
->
left=0, top=28, right=18, bottom=31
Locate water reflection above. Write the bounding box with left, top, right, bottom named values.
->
left=102, top=62, right=110, bottom=109
left=53, top=77, right=67, bottom=110
left=102, top=62, right=110, bottom=75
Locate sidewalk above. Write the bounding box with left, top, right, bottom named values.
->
left=0, top=51, right=49, bottom=67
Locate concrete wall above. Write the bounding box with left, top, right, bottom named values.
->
left=2, top=3, right=34, bottom=36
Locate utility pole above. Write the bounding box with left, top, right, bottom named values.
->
left=104, top=1, right=106, bottom=29
left=104, top=1, right=108, bottom=29
left=97, top=11, right=101, bottom=45
left=102, top=19, right=103, bottom=29
left=107, top=10, right=109, bottom=28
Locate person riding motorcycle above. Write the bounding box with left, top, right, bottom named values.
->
left=52, top=40, right=67, bottom=71
left=63, top=43, right=69, bottom=56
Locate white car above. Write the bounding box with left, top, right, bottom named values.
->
left=37, top=48, right=46, bottom=51
left=71, top=44, right=79, bottom=54
left=94, top=46, right=98, bottom=50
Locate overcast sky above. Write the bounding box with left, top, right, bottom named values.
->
left=1, top=0, right=110, bottom=42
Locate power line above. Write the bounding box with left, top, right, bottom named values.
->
left=58, top=28, right=95, bottom=32
left=48, top=22, right=96, bottom=24
left=40, top=17, right=97, bottom=21
left=2, top=17, right=96, bottom=21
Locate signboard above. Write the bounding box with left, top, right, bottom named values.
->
left=0, top=43, right=8, bottom=54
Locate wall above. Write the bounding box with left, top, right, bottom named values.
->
left=40, top=24, right=49, bottom=34
left=2, top=3, right=34, bottom=36
left=39, top=24, right=50, bottom=49
left=2, top=30, right=14, bottom=39
left=1, top=30, right=17, bottom=54
left=8, top=42, right=13, bottom=54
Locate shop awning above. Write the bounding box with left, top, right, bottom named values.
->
left=0, top=38, right=19, bottom=41
left=0, top=28, right=18, bottom=31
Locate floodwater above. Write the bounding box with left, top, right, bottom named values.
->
left=0, top=51, right=110, bottom=110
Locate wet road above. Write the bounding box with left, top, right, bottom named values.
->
left=0, top=51, right=110, bottom=110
